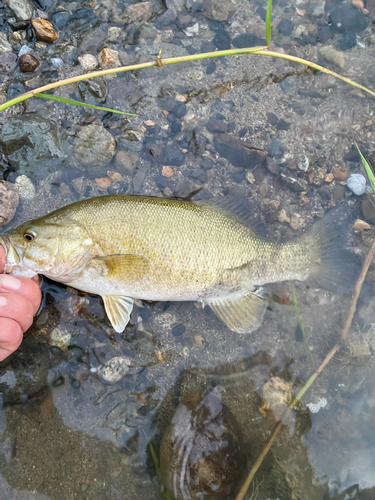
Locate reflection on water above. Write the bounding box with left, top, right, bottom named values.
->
left=2, top=0, right=375, bottom=497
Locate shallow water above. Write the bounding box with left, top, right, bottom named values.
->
left=1, top=0, right=375, bottom=498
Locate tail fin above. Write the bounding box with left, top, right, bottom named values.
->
left=304, top=209, right=359, bottom=293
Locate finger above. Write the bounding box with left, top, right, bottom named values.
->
left=0, top=275, right=41, bottom=314
left=0, top=245, right=4, bottom=273
left=0, top=294, right=35, bottom=332
left=0, top=318, right=23, bottom=362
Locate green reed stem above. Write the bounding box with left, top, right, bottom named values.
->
left=265, top=0, right=273, bottom=46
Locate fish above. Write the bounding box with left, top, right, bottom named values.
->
left=0, top=195, right=350, bottom=334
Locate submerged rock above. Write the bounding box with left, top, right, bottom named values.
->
left=31, top=19, right=59, bottom=43
left=8, top=0, right=34, bottom=20
left=0, top=33, right=12, bottom=55
left=0, top=113, right=68, bottom=180
left=347, top=173, right=366, bottom=196
left=19, top=53, right=40, bottom=72
left=160, top=390, right=245, bottom=500
left=97, top=356, right=132, bottom=383
left=0, top=181, right=19, bottom=226
left=74, top=123, right=117, bottom=169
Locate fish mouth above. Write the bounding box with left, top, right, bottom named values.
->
left=0, top=235, right=21, bottom=273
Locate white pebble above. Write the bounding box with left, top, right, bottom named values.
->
left=19, top=45, right=32, bottom=57
left=97, top=356, right=131, bottom=383
left=51, top=57, right=64, bottom=68
left=78, top=53, right=98, bottom=72
left=347, top=174, right=366, bottom=196
left=14, top=175, right=36, bottom=201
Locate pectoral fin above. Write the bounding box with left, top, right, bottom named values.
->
left=103, top=295, right=134, bottom=333
left=206, top=291, right=268, bottom=334
left=93, top=254, right=150, bottom=282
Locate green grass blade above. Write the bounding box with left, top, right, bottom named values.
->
left=265, top=0, right=273, bottom=46
left=355, top=142, right=375, bottom=193
left=291, top=288, right=315, bottom=368
left=36, top=92, right=138, bottom=116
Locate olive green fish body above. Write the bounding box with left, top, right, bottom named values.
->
left=0, top=195, right=337, bottom=334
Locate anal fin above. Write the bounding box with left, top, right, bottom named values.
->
left=103, top=295, right=134, bottom=333
left=206, top=291, right=268, bottom=334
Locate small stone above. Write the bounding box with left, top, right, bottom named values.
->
left=51, top=57, right=63, bottom=68
left=325, top=173, right=334, bottom=183
left=78, top=53, right=98, bottom=71
left=297, top=154, right=309, bottom=172
left=18, top=45, right=32, bottom=57
left=206, top=118, right=227, bottom=133
left=232, top=33, right=266, bottom=48
left=114, top=150, right=139, bottom=175
left=332, top=166, right=349, bottom=181
left=14, top=175, right=36, bottom=200
left=259, top=377, right=293, bottom=421
left=162, top=165, right=174, bottom=177
left=19, top=53, right=40, bottom=72
left=265, top=140, right=286, bottom=158
left=290, top=213, right=306, bottom=230
left=107, top=170, right=123, bottom=183
left=278, top=19, right=294, bottom=36
left=98, top=47, right=120, bottom=67
left=164, top=144, right=185, bottom=167
left=0, top=181, right=19, bottom=226
left=260, top=199, right=280, bottom=222
left=0, top=33, right=12, bottom=55
left=280, top=167, right=308, bottom=192
left=347, top=173, right=366, bottom=195
left=133, top=160, right=150, bottom=193
left=246, top=171, right=255, bottom=184
left=365, top=120, right=373, bottom=127
left=12, top=31, right=22, bottom=41
left=329, top=4, right=368, bottom=34
left=354, top=219, right=371, bottom=230
left=122, top=1, right=153, bottom=23
left=74, top=124, right=117, bottom=168
left=319, top=45, right=346, bottom=69
left=203, top=0, right=235, bottom=21
left=278, top=209, right=290, bottom=223
left=0, top=52, right=18, bottom=73
left=97, top=356, right=131, bottom=383
left=95, top=177, right=111, bottom=189
left=9, top=0, right=34, bottom=20
left=107, top=26, right=122, bottom=42
left=31, top=19, right=59, bottom=44
left=144, top=120, right=155, bottom=127
left=361, top=193, right=375, bottom=222
left=50, top=326, right=71, bottom=350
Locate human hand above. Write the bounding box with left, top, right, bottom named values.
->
left=0, top=245, right=41, bottom=362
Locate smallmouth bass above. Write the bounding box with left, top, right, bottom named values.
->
left=0, top=195, right=347, bottom=333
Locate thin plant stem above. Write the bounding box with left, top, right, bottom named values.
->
left=265, top=0, right=273, bottom=46
left=235, top=238, right=375, bottom=500
left=291, top=287, right=315, bottom=368
left=1, top=48, right=375, bottom=112
left=355, top=142, right=375, bottom=194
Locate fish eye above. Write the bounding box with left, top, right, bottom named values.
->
left=23, top=231, right=36, bottom=242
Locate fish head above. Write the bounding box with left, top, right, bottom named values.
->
left=0, top=217, right=94, bottom=279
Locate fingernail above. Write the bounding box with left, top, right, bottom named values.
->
left=0, top=296, right=7, bottom=307
left=0, top=275, right=21, bottom=291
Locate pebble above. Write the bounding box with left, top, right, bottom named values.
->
left=164, top=144, right=185, bottom=167
left=329, top=4, right=368, bottom=34
left=278, top=19, right=294, bottom=36
left=114, top=150, right=139, bottom=175
left=8, top=0, right=34, bottom=20
left=347, top=173, right=366, bottom=195
left=206, top=118, right=227, bottom=133
left=290, top=213, right=306, bottom=230
left=78, top=53, right=98, bottom=71
left=319, top=45, right=346, bottom=69
left=123, top=1, right=153, bottom=23
left=232, top=33, right=266, bottom=48
left=0, top=33, right=12, bottom=55
left=297, top=154, right=309, bottom=172
left=265, top=139, right=286, bottom=158
left=203, top=0, right=234, bottom=21
left=0, top=52, right=18, bottom=73
left=19, top=53, right=40, bottom=72
left=361, top=193, right=375, bottom=222
left=214, top=133, right=267, bottom=169
left=0, top=181, right=19, bottom=226
left=259, top=377, right=293, bottom=421
left=74, top=123, right=117, bottom=168
left=107, top=170, right=123, bottom=183
left=278, top=208, right=290, bottom=223
left=51, top=57, right=63, bottom=68
left=18, top=45, right=32, bottom=57
left=107, top=26, right=121, bottom=42
left=354, top=218, right=371, bottom=230
left=50, top=326, right=71, bottom=350
left=14, top=175, right=36, bottom=200
left=97, top=356, right=132, bottom=383
left=162, top=165, right=174, bottom=177
left=95, top=177, right=111, bottom=189
left=133, top=160, right=150, bottom=193
left=332, top=166, right=349, bottom=181
left=31, top=19, right=59, bottom=43
left=98, top=47, right=120, bottom=67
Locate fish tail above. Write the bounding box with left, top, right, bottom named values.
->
left=304, top=212, right=359, bottom=292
